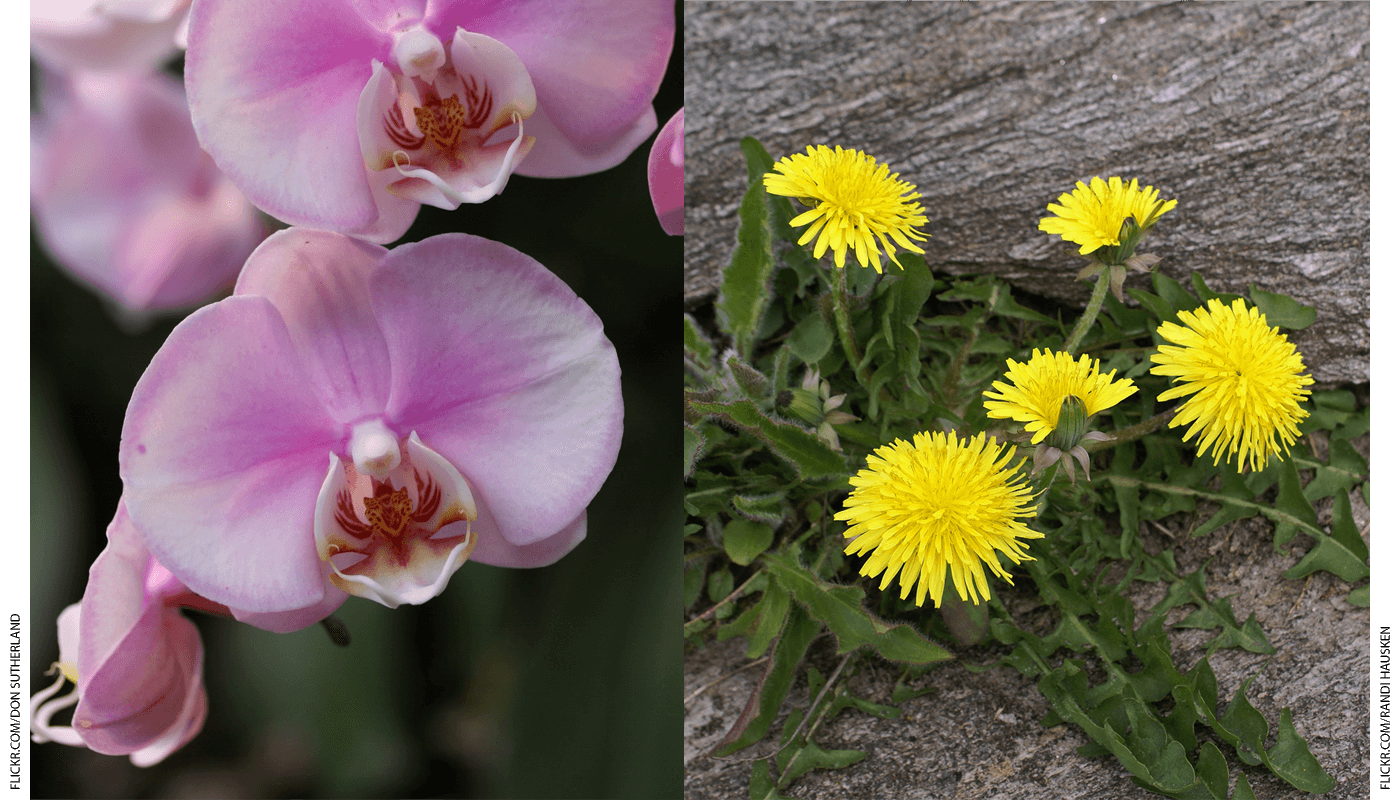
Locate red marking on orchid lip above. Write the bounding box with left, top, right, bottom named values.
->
left=384, top=105, right=424, bottom=150
left=333, top=468, right=445, bottom=543
left=462, top=75, right=492, bottom=129
left=384, top=74, right=495, bottom=158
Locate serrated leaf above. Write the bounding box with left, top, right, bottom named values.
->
left=775, top=743, right=865, bottom=789
left=740, top=137, right=778, bottom=185
left=1189, top=273, right=1243, bottom=307
left=1039, top=663, right=1196, bottom=792
left=724, top=519, right=776, bottom=566
left=1128, top=287, right=1176, bottom=325
left=1348, top=585, right=1369, bottom=606
left=1248, top=285, right=1316, bottom=330
left=1191, top=469, right=1257, bottom=537
left=727, top=355, right=769, bottom=399
left=684, top=313, right=715, bottom=369
left=992, top=289, right=1058, bottom=325
left=1154, top=272, right=1200, bottom=315
left=1275, top=453, right=1318, bottom=527
left=732, top=493, right=788, bottom=526
left=684, top=423, right=707, bottom=479
left=740, top=137, right=802, bottom=248
left=1282, top=489, right=1369, bottom=582
left=687, top=396, right=847, bottom=479
left=746, top=586, right=792, bottom=659
left=1300, top=437, right=1367, bottom=502
left=1216, top=676, right=1268, bottom=765
left=716, top=180, right=777, bottom=359
left=748, top=761, right=797, bottom=800
left=763, top=550, right=952, bottom=664
left=714, top=606, right=822, bottom=756
left=1263, top=708, right=1335, bottom=792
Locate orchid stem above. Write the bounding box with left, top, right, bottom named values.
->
left=320, top=616, right=352, bottom=647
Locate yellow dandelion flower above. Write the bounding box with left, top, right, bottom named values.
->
left=836, top=431, right=1042, bottom=608
left=1150, top=298, right=1313, bottom=472
left=1038, top=176, right=1176, bottom=255
left=983, top=349, right=1138, bottom=445
left=763, top=145, right=928, bottom=273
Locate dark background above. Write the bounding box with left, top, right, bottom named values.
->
left=30, top=9, right=681, bottom=796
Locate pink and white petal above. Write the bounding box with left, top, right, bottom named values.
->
left=448, top=30, right=536, bottom=130
left=373, top=234, right=623, bottom=545
left=32, top=71, right=258, bottom=311
left=234, top=229, right=393, bottom=423
left=359, top=164, right=425, bottom=244
left=515, top=101, right=657, bottom=178
left=229, top=579, right=348, bottom=633
left=357, top=61, right=410, bottom=173
left=385, top=129, right=532, bottom=207
left=117, top=174, right=266, bottom=310
left=56, top=603, right=83, bottom=668
left=74, top=507, right=197, bottom=756
left=428, top=0, right=672, bottom=177
left=75, top=504, right=151, bottom=681
left=648, top=107, right=683, bottom=235
left=73, top=603, right=192, bottom=756
left=32, top=0, right=185, bottom=73
left=128, top=638, right=205, bottom=768
left=121, top=296, right=343, bottom=612
left=185, top=0, right=392, bottom=230
left=468, top=503, right=587, bottom=569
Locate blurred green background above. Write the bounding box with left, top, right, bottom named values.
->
left=30, top=17, right=681, bottom=798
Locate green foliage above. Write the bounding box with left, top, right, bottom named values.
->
left=686, top=137, right=1363, bottom=797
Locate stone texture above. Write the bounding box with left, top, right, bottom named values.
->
left=684, top=474, right=1369, bottom=800
left=684, top=1, right=1369, bottom=385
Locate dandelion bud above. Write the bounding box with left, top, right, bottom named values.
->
left=779, top=387, right=825, bottom=426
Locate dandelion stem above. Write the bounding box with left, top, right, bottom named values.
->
left=829, top=265, right=868, bottom=385
left=1081, top=408, right=1177, bottom=453
left=1062, top=268, right=1111, bottom=355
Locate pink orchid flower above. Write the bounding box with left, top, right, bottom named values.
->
left=31, top=69, right=267, bottom=312
left=120, top=228, right=624, bottom=616
left=185, top=0, right=675, bottom=243
left=32, top=503, right=214, bottom=767
left=648, top=107, right=683, bottom=235
left=31, top=0, right=190, bottom=73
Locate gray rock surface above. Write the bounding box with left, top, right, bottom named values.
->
left=684, top=478, right=1369, bottom=800
left=684, top=1, right=1369, bottom=385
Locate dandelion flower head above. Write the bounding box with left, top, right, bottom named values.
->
left=983, top=349, right=1138, bottom=444
left=1150, top=298, right=1313, bottom=472
left=1038, top=176, right=1176, bottom=255
left=763, top=145, right=928, bottom=273
left=836, top=431, right=1042, bottom=608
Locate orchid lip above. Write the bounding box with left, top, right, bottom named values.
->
left=315, top=429, right=477, bottom=608
left=358, top=28, right=538, bottom=212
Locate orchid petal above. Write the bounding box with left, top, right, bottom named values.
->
left=70, top=507, right=203, bottom=758
left=121, top=297, right=343, bottom=612
left=373, top=234, right=623, bottom=546
left=428, top=0, right=672, bottom=177
left=30, top=71, right=264, bottom=311
left=234, top=229, right=393, bottom=423
left=648, top=107, right=683, bottom=235
left=31, top=0, right=187, bottom=72
left=469, top=505, right=587, bottom=569
left=185, top=0, right=393, bottom=230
